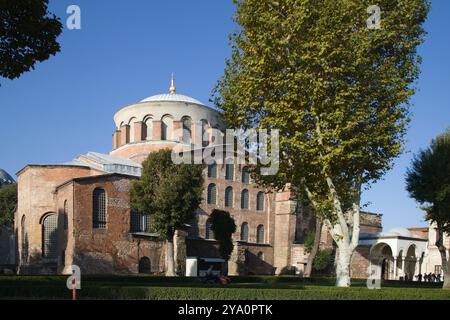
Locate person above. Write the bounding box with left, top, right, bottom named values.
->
left=404, top=273, right=409, bottom=281
left=428, top=272, right=433, bottom=282
left=437, top=274, right=441, bottom=282
left=432, top=273, right=437, bottom=282
left=424, top=273, right=428, bottom=282
left=417, top=273, right=422, bottom=282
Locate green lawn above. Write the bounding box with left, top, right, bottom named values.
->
left=0, top=275, right=448, bottom=300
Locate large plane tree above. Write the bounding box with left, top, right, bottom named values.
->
left=214, top=0, right=429, bottom=286
left=406, top=129, right=450, bottom=289
left=0, top=0, right=62, bottom=80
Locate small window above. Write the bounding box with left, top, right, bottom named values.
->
left=139, top=257, right=151, bottom=273
left=63, top=200, right=68, bottom=230
left=93, top=188, right=107, bottom=229
left=225, top=164, right=234, bottom=180
left=241, top=189, right=249, bottom=209
left=256, top=192, right=265, bottom=211
left=182, top=116, right=192, bottom=143
left=21, top=215, right=28, bottom=261
left=240, top=222, right=249, bottom=242
left=225, top=187, right=233, bottom=207
left=241, top=167, right=249, bottom=183
left=207, top=163, right=217, bottom=178
left=130, top=211, right=151, bottom=233
left=42, top=214, right=58, bottom=259
left=256, top=225, right=265, bottom=244
left=207, top=184, right=217, bottom=205
left=205, top=219, right=215, bottom=240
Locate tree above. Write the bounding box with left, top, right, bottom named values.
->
left=130, top=149, right=204, bottom=276
left=313, top=249, right=333, bottom=273
left=0, top=183, right=17, bottom=227
left=210, top=209, right=237, bottom=263
left=214, top=0, right=429, bottom=286
left=303, top=219, right=323, bottom=278
left=406, top=128, right=450, bottom=289
left=0, top=0, right=62, bottom=80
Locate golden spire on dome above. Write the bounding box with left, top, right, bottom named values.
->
left=170, top=73, right=176, bottom=94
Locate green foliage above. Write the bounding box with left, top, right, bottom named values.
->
left=313, top=249, right=333, bottom=272
left=214, top=0, right=429, bottom=221
left=129, top=149, right=204, bottom=239
left=304, top=231, right=315, bottom=254
left=0, top=275, right=447, bottom=300
left=406, top=128, right=450, bottom=234
left=0, top=183, right=17, bottom=227
left=0, top=0, right=62, bottom=80
left=209, top=209, right=237, bottom=260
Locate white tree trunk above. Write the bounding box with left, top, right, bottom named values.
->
left=166, top=237, right=176, bottom=276
left=335, top=243, right=352, bottom=287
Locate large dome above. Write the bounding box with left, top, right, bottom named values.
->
left=0, top=169, right=15, bottom=186
left=141, top=93, right=204, bottom=106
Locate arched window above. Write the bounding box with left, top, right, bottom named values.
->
left=63, top=200, right=68, bottom=230
left=130, top=211, right=151, bottom=233
left=207, top=184, right=217, bottom=205
left=241, top=189, right=249, bottom=209
left=207, top=163, right=217, bottom=178
left=42, top=214, right=58, bottom=259
left=138, top=257, right=151, bottom=274
left=21, top=215, right=28, bottom=261
left=128, top=117, right=137, bottom=142
left=205, top=219, right=214, bottom=240
left=240, top=222, right=249, bottom=242
left=225, top=164, right=234, bottom=180
left=144, top=116, right=153, bottom=140
left=257, top=251, right=264, bottom=260
left=241, top=167, right=250, bottom=183
left=93, top=188, right=107, bottom=229
left=161, top=115, right=173, bottom=140
left=256, top=192, right=265, bottom=211
left=225, top=186, right=233, bottom=207
left=201, top=119, right=210, bottom=147
left=257, top=225, right=265, bottom=244
left=182, top=116, right=192, bottom=143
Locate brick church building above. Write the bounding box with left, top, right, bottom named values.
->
left=16, top=80, right=434, bottom=279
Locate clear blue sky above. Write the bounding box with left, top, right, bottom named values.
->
left=0, top=0, right=448, bottom=231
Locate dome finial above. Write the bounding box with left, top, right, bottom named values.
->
left=170, top=73, right=176, bottom=94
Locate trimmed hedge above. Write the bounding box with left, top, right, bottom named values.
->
left=0, top=275, right=446, bottom=300
left=1, top=285, right=449, bottom=300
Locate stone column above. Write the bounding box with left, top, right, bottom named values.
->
left=415, top=257, right=421, bottom=279
left=120, top=125, right=130, bottom=146
left=393, top=257, right=397, bottom=279
left=173, top=121, right=183, bottom=142
left=133, top=121, right=144, bottom=142
left=174, top=230, right=187, bottom=277
left=401, top=256, right=406, bottom=278
left=154, top=120, right=163, bottom=141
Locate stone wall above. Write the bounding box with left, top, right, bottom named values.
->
left=70, top=174, right=166, bottom=274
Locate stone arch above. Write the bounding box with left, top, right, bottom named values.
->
left=143, top=115, right=153, bottom=140
left=181, top=115, right=192, bottom=143
left=370, top=242, right=394, bottom=280
left=200, top=119, right=210, bottom=147
left=128, top=117, right=137, bottom=142
left=41, top=212, right=58, bottom=259
left=161, top=114, right=174, bottom=140
left=138, top=257, right=151, bottom=274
